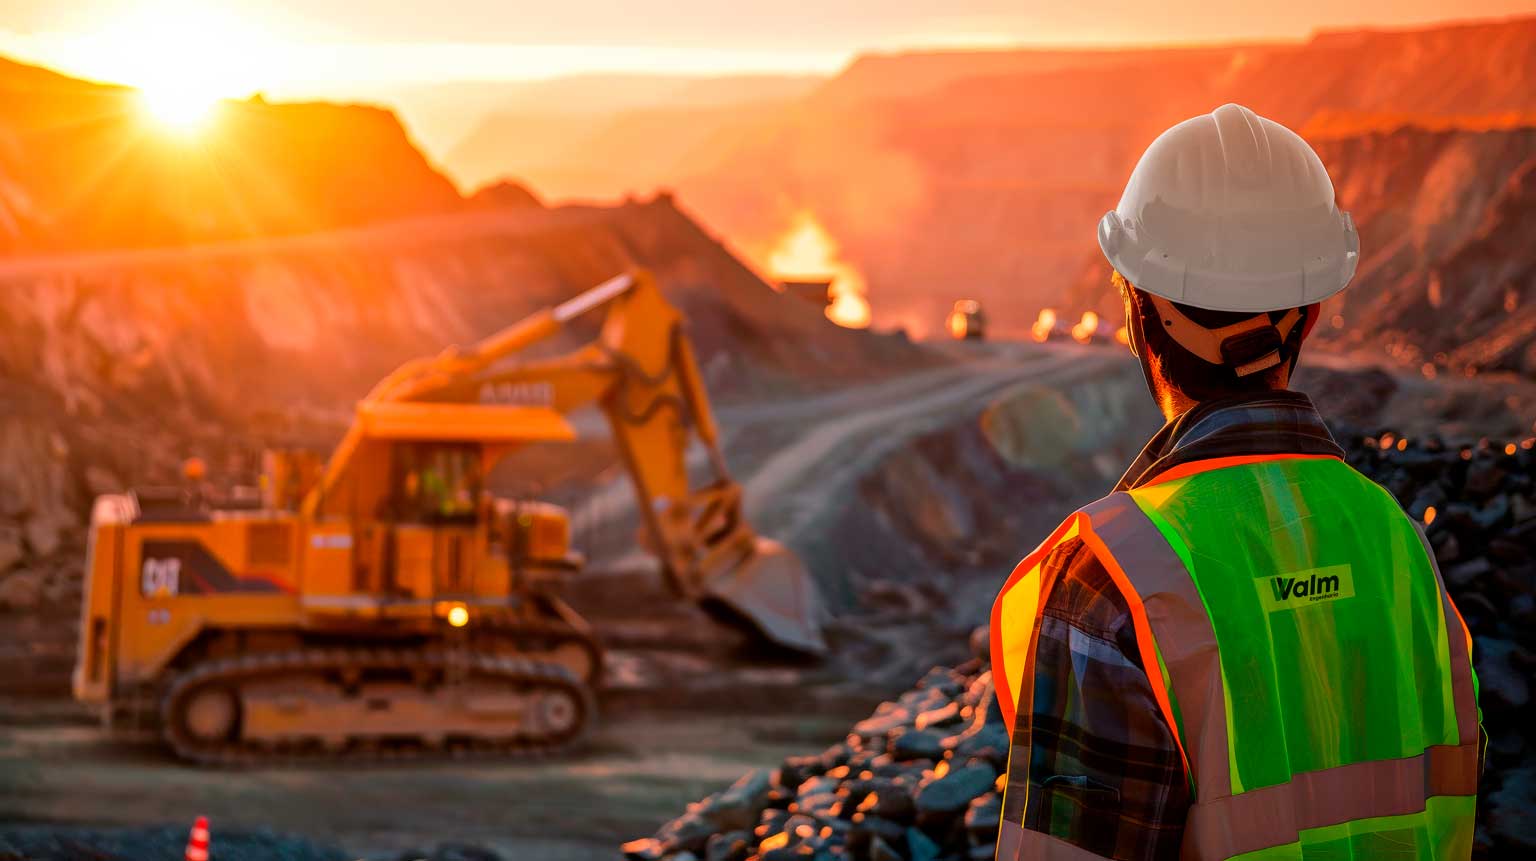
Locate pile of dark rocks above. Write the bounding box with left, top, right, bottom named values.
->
left=622, top=632, right=1006, bottom=861
left=1340, top=428, right=1536, bottom=855
left=627, top=432, right=1536, bottom=860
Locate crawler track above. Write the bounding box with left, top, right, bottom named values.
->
left=161, top=648, right=595, bottom=766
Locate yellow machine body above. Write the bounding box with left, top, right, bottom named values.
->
left=71, top=270, right=825, bottom=764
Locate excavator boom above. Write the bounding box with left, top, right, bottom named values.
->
left=313, top=269, right=827, bottom=655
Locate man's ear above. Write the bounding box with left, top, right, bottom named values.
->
left=1298, top=302, right=1323, bottom=344
left=1122, top=289, right=1140, bottom=360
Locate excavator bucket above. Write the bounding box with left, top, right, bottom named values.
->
left=703, top=538, right=828, bottom=657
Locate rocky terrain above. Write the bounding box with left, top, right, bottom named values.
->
left=440, top=15, right=1536, bottom=341
left=1068, top=119, right=1536, bottom=385
left=624, top=430, right=1536, bottom=861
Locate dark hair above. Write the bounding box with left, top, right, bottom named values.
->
left=1112, top=270, right=1308, bottom=401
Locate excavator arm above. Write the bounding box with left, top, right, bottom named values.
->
left=308, top=270, right=826, bottom=655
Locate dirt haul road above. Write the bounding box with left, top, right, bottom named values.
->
left=0, top=343, right=1134, bottom=861
left=572, top=342, right=1129, bottom=574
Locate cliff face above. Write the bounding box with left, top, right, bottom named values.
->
left=1313, top=124, right=1536, bottom=376
left=0, top=57, right=462, bottom=252
left=438, top=15, right=1536, bottom=337
left=1064, top=121, right=1536, bottom=377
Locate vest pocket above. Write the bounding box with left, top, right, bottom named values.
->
left=1040, top=773, right=1121, bottom=807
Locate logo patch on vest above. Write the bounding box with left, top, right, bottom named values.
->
left=1258, top=565, right=1354, bottom=611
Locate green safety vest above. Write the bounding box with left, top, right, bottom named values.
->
left=991, top=454, right=1481, bottom=860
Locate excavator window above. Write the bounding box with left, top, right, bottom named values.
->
left=388, top=443, right=481, bottom=525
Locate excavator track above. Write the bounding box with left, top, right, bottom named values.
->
left=161, top=648, right=595, bottom=766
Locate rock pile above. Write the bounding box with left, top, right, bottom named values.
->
left=628, top=432, right=1536, bottom=860
left=1341, top=428, right=1536, bottom=855
left=622, top=627, right=1006, bottom=861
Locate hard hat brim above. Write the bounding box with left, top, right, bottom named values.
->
left=1098, top=209, right=1359, bottom=314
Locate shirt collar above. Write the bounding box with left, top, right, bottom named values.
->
left=1114, top=390, right=1344, bottom=491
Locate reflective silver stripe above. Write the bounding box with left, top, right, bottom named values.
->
left=1185, top=744, right=1479, bottom=858
left=1081, top=493, right=1230, bottom=797
left=997, top=820, right=1116, bottom=861
left=996, top=818, right=1021, bottom=861
left=1087, top=495, right=1482, bottom=860
left=1412, top=520, right=1481, bottom=746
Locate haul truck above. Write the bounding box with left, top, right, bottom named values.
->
left=73, top=270, right=826, bottom=764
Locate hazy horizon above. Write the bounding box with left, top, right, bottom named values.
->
left=5, top=0, right=1536, bottom=105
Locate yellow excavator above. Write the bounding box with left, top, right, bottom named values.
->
left=72, top=269, right=825, bottom=764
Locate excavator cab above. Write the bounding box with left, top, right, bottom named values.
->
left=388, top=443, right=481, bottom=526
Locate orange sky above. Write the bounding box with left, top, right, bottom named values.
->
left=3, top=0, right=1536, bottom=99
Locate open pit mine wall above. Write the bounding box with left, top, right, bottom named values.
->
left=0, top=195, right=928, bottom=612
left=1065, top=122, right=1536, bottom=377
left=806, top=359, right=1158, bottom=622
left=659, top=16, right=1536, bottom=338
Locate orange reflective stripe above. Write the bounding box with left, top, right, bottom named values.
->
left=990, top=512, right=1083, bottom=733
left=1078, top=515, right=1193, bottom=782
left=1447, top=592, right=1474, bottom=658
left=1140, top=452, right=1340, bottom=488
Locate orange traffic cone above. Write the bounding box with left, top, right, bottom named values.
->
left=185, top=815, right=210, bottom=861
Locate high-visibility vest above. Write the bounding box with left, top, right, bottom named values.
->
left=991, top=454, right=1481, bottom=860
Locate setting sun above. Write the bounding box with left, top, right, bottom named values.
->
left=59, top=1, right=271, bottom=134
left=137, top=85, right=223, bottom=133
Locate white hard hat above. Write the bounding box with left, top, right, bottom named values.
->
left=1098, top=103, right=1359, bottom=314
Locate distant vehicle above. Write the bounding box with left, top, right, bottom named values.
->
left=780, top=277, right=835, bottom=309
left=72, top=269, right=825, bottom=765
left=946, top=299, right=987, bottom=340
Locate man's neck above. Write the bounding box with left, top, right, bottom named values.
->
left=1156, top=373, right=1292, bottom=423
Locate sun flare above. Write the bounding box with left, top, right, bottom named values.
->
left=86, top=1, right=269, bottom=134
left=137, top=85, right=223, bottom=133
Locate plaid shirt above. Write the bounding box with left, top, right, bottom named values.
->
left=1004, top=391, right=1345, bottom=861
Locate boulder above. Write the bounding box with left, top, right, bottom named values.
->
left=704, top=831, right=750, bottom=861
left=712, top=769, right=771, bottom=831
left=891, top=730, right=945, bottom=762
left=915, top=764, right=997, bottom=820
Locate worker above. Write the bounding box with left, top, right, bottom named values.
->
left=991, top=104, right=1482, bottom=860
